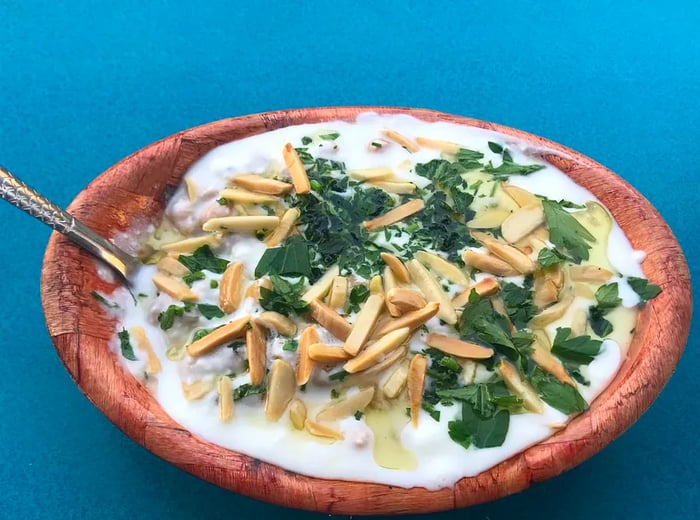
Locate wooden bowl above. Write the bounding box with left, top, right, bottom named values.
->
left=41, top=107, right=692, bottom=515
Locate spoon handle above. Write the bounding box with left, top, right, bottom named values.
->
left=0, top=165, right=139, bottom=280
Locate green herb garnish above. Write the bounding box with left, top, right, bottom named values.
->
left=233, top=383, right=266, bottom=401
left=197, top=303, right=224, bottom=320
left=282, top=339, right=299, bottom=352
left=182, top=271, right=205, bottom=286
left=178, top=245, right=229, bottom=274
left=530, top=367, right=587, bottom=414
left=627, top=277, right=662, bottom=304
left=589, top=283, right=621, bottom=337
left=537, top=248, right=567, bottom=268
left=91, top=291, right=119, bottom=309
left=255, top=235, right=312, bottom=278
left=551, top=327, right=602, bottom=365
left=347, top=285, right=370, bottom=313
left=118, top=329, right=137, bottom=361
left=259, top=275, right=310, bottom=316
left=542, top=200, right=596, bottom=263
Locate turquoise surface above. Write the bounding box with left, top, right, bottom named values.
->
left=1, top=1, right=697, bottom=518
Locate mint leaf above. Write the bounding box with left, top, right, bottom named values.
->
left=91, top=291, right=119, bottom=309
left=233, top=383, right=266, bottom=401
left=551, top=327, right=602, bottom=365
left=347, top=284, right=370, bottom=313
left=628, top=277, right=662, bottom=304
left=182, top=271, right=205, bottom=286
left=158, top=304, right=187, bottom=330
left=501, top=281, right=538, bottom=329
left=178, top=245, right=229, bottom=274
left=259, top=275, right=310, bottom=316
left=483, top=161, right=544, bottom=176
left=255, top=236, right=312, bottom=278
left=537, top=248, right=567, bottom=268
left=542, top=200, right=595, bottom=263
left=197, top=303, right=224, bottom=320
left=530, top=367, right=587, bottom=414
left=118, top=329, right=137, bottom=361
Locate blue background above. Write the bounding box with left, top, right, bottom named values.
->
left=1, top=1, right=697, bottom=518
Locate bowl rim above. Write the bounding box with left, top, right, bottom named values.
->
left=40, top=106, right=692, bottom=515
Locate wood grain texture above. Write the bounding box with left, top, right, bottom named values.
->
left=40, top=107, right=692, bottom=515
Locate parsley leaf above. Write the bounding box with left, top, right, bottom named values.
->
left=537, top=248, right=567, bottom=268
left=233, top=383, right=266, bottom=401
left=530, top=367, right=587, bottom=414
left=178, top=245, right=229, bottom=274
left=447, top=420, right=472, bottom=450
left=91, top=291, right=119, bottom=309
left=589, top=283, right=621, bottom=337
left=627, top=277, right=662, bottom=304
left=158, top=304, right=188, bottom=330
left=182, top=271, right=205, bottom=286
left=282, top=339, right=298, bottom=352
left=487, top=141, right=504, bottom=154
left=259, top=275, right=310, bottom=317
left=501, top=281, right=538, bottom=329
left=347, top=285, right=370, bottom=313
left=542, top=200, right=595, bottom=263
left=319, top=132, right=340, bottom=141
left=254, top=236, right=312, bottom=278
left=117, top=329, right=137, bottom=361
left=197, top=303, right=224, bottom=320
left=551, top=327, right=602, bottom=365
left=449, top=402, right=510, bottom=450
left=421, top=401, right=441, bottom=422
left=458, top=291, right=517, bottom=359
left=191, top=325, right=224, bottom=342
left=483, top=161, right=545, bottom=176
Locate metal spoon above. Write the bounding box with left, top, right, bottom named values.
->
left=0, top=165, right=140, bottom=281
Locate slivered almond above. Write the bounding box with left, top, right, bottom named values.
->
left=349, top=168, right=395, bottom=182
left=501, top=204, right=545, bottom=243
left=415, top=250, right=469, bottom=286
left=265, top=359, right=296, bottom=421
left=386, top=287, right=427, bottom=315
left=530, top=292, right=575, bottom=327
left=462, top=250, right=520, bottom=276
left=344, top=327, right=411, bottom=373
left=471, top=231, right=537, bottom=274
left=219, top=188, right=279, bottom=204
left=181, top=380, right=215, bottom=401
left=569, top=265, right=614, bottom=283
left=467, top=208, right=512, bottom=229
left=362, top=199, right=425, bottom=231
left=327, top=276, right=348, bottom=309
left=383, top=268, right=400, bottom=315
left=231, top=174, right=293, bottom=195
left=184, top=177, right=198, bottom=202
left=247, top=320, right=267, bottom=385
left=415, top=136, right=461, bottom=154
left=316, top=387, right=375, bottom=421
left=462, top=360, right=477, bottom=385
left=367, top=180, right=417, bottom=194
left=256, top=311, right=296, bottom=337
left=491, top=296, right=516, bottom=334
left=131, top=326, right=161, bottom=374
left=408, top=354, right=427, bottom=427
left=282, top=142, right=311, bottom=194
left=308, top=299, right=352, bottom=340
left=289, top=399, right=307, bottom=429
left=202, top=215, right=279, bottom=233
left=156, top=255, right=190, bottom=277
left=451, top=278, right=501, bottom=307
left=218, top=377, right=233, bottom=422
left=350, top=346, right=407, bottom=381
left=308, top=343, right=352, bottom=364
left=244, top=278, right=271, bottom=301
left=266, top=207, right=300, bottom=247
left=302, top=265, right=340, bottom=303
left=187, top=315, right=250, bottom=357
left=380, top=252, right=410, bottom=283
left=382, top=129, right=419, bottom=152
left=533, top=226, right=550, bottom=241
left=372, top=301, right=439, bottom=338
left=405, top=259, right=457, bottom=324
left=533, top=275, right=559, bottom=309
left=574, top=283, right=595, bottom=299
left=369, top=275, right=384, bottom=295
left=501, top=183, right=541, bottom=208
left=296, top=326, right=319, bottom=385
left=152, top=273, right=199, bottom=302
left=497, top=360, right=544, bottom=413
left=571, top=309, right=588, bottom=337
left=219, top=262, right=244, bottom=313
left=531, top=331, right=576, bottom=386
left=161, top=234, right=223, bottom=253
left=382, top=360, right=409, bottom=398
left=343, top=294, right=385, bottom=356
left=305, top=419, right=344, bottom=441
left=426, top=333, right=494, bottom=359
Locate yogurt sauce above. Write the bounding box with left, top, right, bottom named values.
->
left=108, top=113, right=644, bottom=490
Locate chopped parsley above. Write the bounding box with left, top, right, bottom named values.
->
left=158, top=304, right=189, bottom=330
left=282, top=339, right=299, bottom=352
left=589, top=283, right=622, bottom=337
left=500, top=280, right=538, bottom=330
left=259, top=275, right=310, bottom=316
left=91, top=291, right=119, bottom=309
left=233, top=383, right=266, bottom=401
left=627, top=277, right=662, bottom=304
left=529, top=367, right=587, bottom=415
left=551, top=327, right=602, bottom=366
left=542, top=200, right=596, bottom=263
left=537, top=248, right=567, bottom=268
left=319, top=132, right=340, bottom=141
left=254, top=235, right=312, bottom=278
left=178, top=245, right=229, bottom=274
left=347, top=285, right=370, bottom=313
left=182, top=270, right=205, bottom=286
left=197, top=303, right=225, bottom=320
left=117, top=329, right=137, bottom=361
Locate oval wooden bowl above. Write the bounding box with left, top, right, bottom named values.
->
left=41, top=107, right=691, bottom=515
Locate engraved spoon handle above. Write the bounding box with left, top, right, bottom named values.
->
left=0, top=165, right=139, bottom=281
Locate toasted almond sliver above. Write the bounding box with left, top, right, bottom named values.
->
left=218, top=377, right=233, bottom=422
left=451, top=278, right=501, bottom=307
left=219, top=188, right=279, bottom=204
left=316, top=387, right=375, bottom=421
left=283, top=143, right=311, bottom=194
left=372, top=301, right=440, bottom=338
left=244, top=278, right=272, bottom=302
left=343, top=294, right=385, bottom=356
left=531, top=331, right=576, bottom=386
left=533, top=276, right=559, bottom=309
left=184, top=177, right=198, bottom=202
left=181, top=380, right=215, bottom=401
left=327, top=276, right=348, bottom=309
left=380, top=252, right=411, bottom=284
left=415, top=250, right=469, bottom=286
left=415, top=136, right=461, bottom=154
left=305, top=419, right=344, bottom=441
left=247, top=320, right=267, bottom=386
left=501, top=183, right=541, bottom=208
left=219, top=262, right=244, bottom=313
left=386, top=287, right=427, bottom=315
left=367, top=180, right=417, bottom=195
left=187, top=315, right=250, bottom=357
left=308, top=299, right=352, bottom=341
left=362, top=199, right=425, bottom=231
left=265, top=207, right=300, bottom=247
left=369, top=275, right=384, bottom=295
left=383, top=268, right=399, bottom=315
left=408, top=354, right=427, bottom=428
left=491, top=295, right=516, bottom=334
left=425, top=333, right=494, bottom=359
left=405, top=259, right=457, bottom=324
left=569, top=265, right=614, bottom=283
left=382, top=129, right=419, bottom=153
left=156, top=255, right=190, bottom=277
left=265, top=359, right=296, bottom=421
left=467, top=208, right=512, bottom=229
left=161, top=234, right=223, bottom=253
left=152, top=273, right=199, bottom=302
left=202, top=216, right=279, bottom=233
left=497, top=359, right=544, bottom=414
left=289, top=399, right=307, bottom=429
left=530, top=292, right=574, bottom=327
left=302, top=265, right=340, bottom=303
left=501, top=204, right=545, bottom=244
left=344, top=327, right=410, bottom=374
left=462, top=250, right=520, bottom=277
left=231, top=174, right=293, bottom=195
left=382, top=360, right=409, bottom=399
left=570, top=309, right=589, bottom=337
left=297, top=326, right=319, bottom=385
left=307, top=343, right=352, bottom=364
left=131, top=326, right=161, bottom=374
left=349, top=167, right=395, bottom=182
left=471, top=231, right=537, bottom=274
left=349, top=346, right=408, bottom=383
left=256, top=311, right=297, bottom=337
